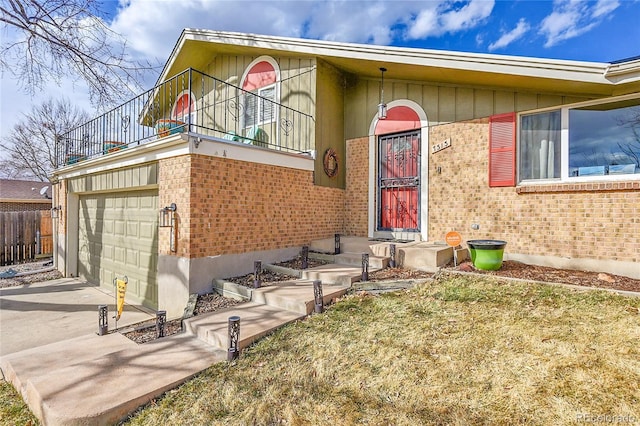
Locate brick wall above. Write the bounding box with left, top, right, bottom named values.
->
left=428, top=118, right=640, bottom=263
left=158, top=155, right=192, bottom=257
left=0, top=202, right=51, bottom=212
left=345, top=137, right=369, bottom=236
left=160, top=154, right=345, bottom=259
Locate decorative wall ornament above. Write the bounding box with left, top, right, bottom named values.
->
left=323, top=148, right=339, bottom=178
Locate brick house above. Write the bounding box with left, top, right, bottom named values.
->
left=52, top=30, right=640, bottom=317
left=0, top=179, right=52, bottom=212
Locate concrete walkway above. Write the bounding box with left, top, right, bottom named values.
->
left=0, top=272, right=350, bottom=425
left=0, top=278, right=155, bottom=356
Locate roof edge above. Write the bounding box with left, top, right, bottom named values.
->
left=175, top=29, right=611, bottom=84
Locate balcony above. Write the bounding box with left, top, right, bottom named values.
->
left=55, top=68, right=315, bottom=167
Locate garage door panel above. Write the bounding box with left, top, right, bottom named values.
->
left=78, top=190, right=158, bottom=309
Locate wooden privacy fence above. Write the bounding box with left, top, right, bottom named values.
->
left=0, top=210, right=53, bottom=266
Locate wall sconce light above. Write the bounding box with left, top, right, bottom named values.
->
left=378, top=67, right=387, bottom=120
left=160, top=203, right=177, bottom=252
left=51, top=205, right=62, bottom=218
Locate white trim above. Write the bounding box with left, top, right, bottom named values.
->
left=53, top=133, right=314, bottom=182
left=517, top=93, right=640, bottom=185
left=368, top=99, right=429, bottom=241
left=240, top=56, right=281, bottom=138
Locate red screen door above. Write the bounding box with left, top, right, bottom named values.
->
left=378, top=130, right=420, bottom=232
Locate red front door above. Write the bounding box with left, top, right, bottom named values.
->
left=378, top=130, right=421, bottom=232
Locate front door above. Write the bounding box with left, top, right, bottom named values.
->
left=378, top=130, right=421, bottom=232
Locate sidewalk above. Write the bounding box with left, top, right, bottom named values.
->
left=0, top=278, right=155, bottom=356
left=0, top=274, right=350, bottom=425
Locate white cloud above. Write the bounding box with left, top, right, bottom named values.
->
left=1, top=0, right=500, bottom=142
left=488, top=18, right=530, bottom=51
left=592, top=0, right=620, bottom=18
left=540, top=0, right=619, bottom=47
left=407, top=0, right=495, bottom=39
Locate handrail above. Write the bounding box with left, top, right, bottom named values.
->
left=56, top=68, right=315, bottom=167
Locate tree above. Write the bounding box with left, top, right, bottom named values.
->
left=0, top=0, right=155, bottom=107
left=0, top=98, right=88, bottom=181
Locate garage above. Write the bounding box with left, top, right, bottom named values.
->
left=77, top=190, right=159, bottom=309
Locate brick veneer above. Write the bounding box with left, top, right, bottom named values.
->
left=345, top=137, right=369, bottom=236
left=0, top=202, right=52, bottom=212
left=427, top=118, right=640, bottom=263
left=159, top=154, right=345, bottom=258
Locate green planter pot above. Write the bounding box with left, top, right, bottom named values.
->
left=467, top=240, right=507, bottom=271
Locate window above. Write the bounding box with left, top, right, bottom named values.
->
left=517, top=96, right=640, bottom=183
left=520, top=110, right=561, bottom=180
left=569, top=99, right=640, bottom=177
left=243, top=85, right=276, bottom=127
left=241, top=58, right=279, bottom=129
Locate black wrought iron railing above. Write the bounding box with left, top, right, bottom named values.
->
left=56, top=68, right=315, bottom=167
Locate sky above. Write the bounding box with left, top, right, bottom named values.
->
left=2, top=0, right=640, bottom=142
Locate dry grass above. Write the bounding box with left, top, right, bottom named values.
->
left=124, top=274, right=640, bottom=426
left=0, top=380, right=39, bottom=425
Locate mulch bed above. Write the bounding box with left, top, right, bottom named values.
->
left=123, top=293, right=241, bottom=344
left=274, top=255, right=330, bottom=270
left=448, top=260, right=640, bottom=293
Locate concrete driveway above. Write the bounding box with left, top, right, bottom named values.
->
left=0, top=278, right=155, bottom=356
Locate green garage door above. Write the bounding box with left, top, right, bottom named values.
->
left=78, top=190, right=158, bottom=309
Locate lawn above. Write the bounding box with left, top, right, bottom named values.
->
left=1, top=274, right=638, bottom=426
left=123, top=274, right=639, bottom=425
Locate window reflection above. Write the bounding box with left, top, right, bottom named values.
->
left=569, top=100, right=640, bottom=176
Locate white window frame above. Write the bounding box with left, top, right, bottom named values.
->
left=518, top=93, right=640, bottom=185
left=240, top=56, right=281, bottom=132
left=243, top=84, right=277, bottom=128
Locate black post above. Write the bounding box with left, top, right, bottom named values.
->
left=253, top=260, right=262, bottom=288
left=156, top=310, right=167, bottom=338
left=389, top=244, right=396, bottom=268
left=362, top=253, right=369, bottom=282
left=301, top=245, right=309, bottom=269
left=228, top=316, right=241, bottom=361
left=313, top=280, right=324, bottom=313
left=334, top=233, right=341, bottom=255
left=98, top=305, right=108, bottom=336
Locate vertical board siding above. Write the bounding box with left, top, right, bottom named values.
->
left=0, top=210, right=51, bottom=266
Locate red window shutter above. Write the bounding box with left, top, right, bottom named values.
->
left=489, top=112, right=516, bottom=187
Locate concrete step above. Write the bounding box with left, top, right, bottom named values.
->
left=6, top=334, right=225, bottom=426
left=310, top=236, right=376, bottom=255
left=0, top=333, right=137, bottom=396
left=301, top=264, right=367, bottom=285
left=334, top=252, right=389, bottom=269
left=182, top=302, right=304, bottom=350
left=399, top=243, right=455, bottom=272
left=251, top=281, right=349, bottom=315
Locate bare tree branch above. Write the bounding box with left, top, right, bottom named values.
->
left=0, top=0, right=158, bottom=108
left=0, top=98, right=89, bottom=181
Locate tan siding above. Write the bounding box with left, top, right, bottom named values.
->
left=438, top=86, right=456, bottom=123
left=515, top=92, right=538, bottom=111
left=68, top=163, right=158, bottom=194
left=455, top=87, right=475, bottom=122
left=494, top=90, right=516, bottom=114
left=422, top=85, right=439, bottom=123
left=474, top=89, right=494, bottom=119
